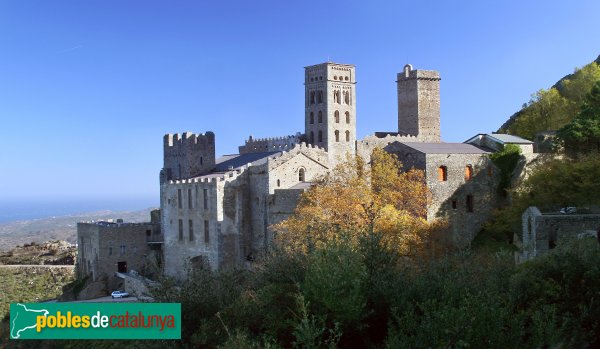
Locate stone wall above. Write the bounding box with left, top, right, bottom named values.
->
left=239, top=133, right=302, bottom=154
left=521, top=207, right=600, bottom=261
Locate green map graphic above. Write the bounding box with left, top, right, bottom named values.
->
left=10, top=303, right=49, bottom=339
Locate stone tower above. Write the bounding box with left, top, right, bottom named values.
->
left=304, top=62, right=356, bottom=165
left=397, top=64, right=441, bottom=142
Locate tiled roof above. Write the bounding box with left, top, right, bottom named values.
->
left=399, top=142, right=489, bottom=154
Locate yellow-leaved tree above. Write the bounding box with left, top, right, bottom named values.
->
left=273, top=147, right=442, bottom=257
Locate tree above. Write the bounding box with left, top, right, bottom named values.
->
left=509, top=88, right=570, bottom=139
left=558, top=80, right=600, bottom=154
left=272, top=148, right=432, bottom=257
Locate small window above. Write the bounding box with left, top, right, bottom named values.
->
left=317, top=90, right=323, bottom=104
left=177, top=189, right=182, bottom=208
left=438, top=166, right=448, bottom=181
left=318, top=111, right=323, bottom=123
left=345, top=111, right=350, bottom=124
left=189, top=219, right=194, bottom=241
left=310, top=91, right=315, bottom=105
left=466, top=195, right=474, bottom=213
left=203, top=189, right=208, bottom=209
left=188, top=188, right=193, bottom=208
left=345, top=130, right=350, bottom=142
left=318, top=130, right=323, bottom=142
left=465, top=165, right=473, bottom=181
left=344, top=91, right=350, bottom=104
left=299, top=168, right=306, bottom=182
left=277, top=179, right=281, bottom=187
left=452, top=200, right=457, bottom=210
left=335, top=110, right=340, bottom=123
left=120, top=245, right=125, bottom=255
left=549, top=239, right=556, bottom=249
left=200, top=157, right=203, bottom=165
left=309, top=112, right=314, bottom=124
left=109, top=247, right=113, bottom=256
left=310, top=131, right=314, bottom=143
left=146, top=229, right=151, bottom=237
left=178, top=219, right=184, bottom=241
left=204, top=220, right=210, bottom=243
left=335, top=130, right=340, bottom=142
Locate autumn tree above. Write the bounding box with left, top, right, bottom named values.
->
left=273, top=147, right=434, bottom=257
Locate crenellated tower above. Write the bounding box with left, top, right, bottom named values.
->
left=304, top=62, right=356, bottom=165
left=160, top=131, right=215, bottom=183
left=397, top=64, right=441, bottom=142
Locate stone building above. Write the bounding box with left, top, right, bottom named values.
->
left=77, top=210, right=161, bottom=282
left=520, top=207, right=600, bottom=262
left=159, top=62, right=518, bottom=278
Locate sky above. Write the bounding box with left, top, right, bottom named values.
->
left=0, top=0, right=599, bottom=209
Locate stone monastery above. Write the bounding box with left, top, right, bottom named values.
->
left=77, top=62, right=538, bottom=285
left=158, top=62, right=534, bottom=279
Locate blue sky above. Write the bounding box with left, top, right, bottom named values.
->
left=0, top=0, right=599, bottom=206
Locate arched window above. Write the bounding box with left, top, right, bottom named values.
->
left=345, top=130, right=350, bottom=142
left=299, top=168, right=305, bottom=182
left=277, top=179, right=280, bottom=187
left=345, top=111, right=350, bottom=124
left=310, top=91, right=315, bottom=105
left=318, top=130, right=323, bottom=142
left=335, top=110, right=339, bottom=123
left=335, top=130, right=340, bottom=142
left=438, top=166, right=447, bottom=181
left=309, top=112, right=314, bottom=124
left=344, top=91, right=350, bottom=104
left=310, top=131, right=314, bottom=143
left=317, top=90, right=323, bottom=104
left=465, top=165, right=473, bottom=181
left=318, top=111, right=323, bottom=123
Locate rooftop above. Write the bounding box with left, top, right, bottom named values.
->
left=466, top=133, right=533, bottom=145
left=399, top=142, right=489, bottom=154
left=214, top=151, right=282, bottom=172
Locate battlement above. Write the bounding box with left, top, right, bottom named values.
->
left=167, top=166, right=248, bottom=185
left=239, top=132, right=302, bottom=154
left=162, top=131, right=216, bottom=183
left=268, top=142, right=329, bottom=170
left=396, top=64, right=440, bottom=81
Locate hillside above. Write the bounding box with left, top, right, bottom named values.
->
left=0, top=208, right=157, bottom=251
left=498, top=54, right=600, bottom=139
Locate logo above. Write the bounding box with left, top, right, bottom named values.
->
left=10, top=303, right=181, bottom=340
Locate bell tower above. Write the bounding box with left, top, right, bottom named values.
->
left=304, top=62, right=356, bottom=165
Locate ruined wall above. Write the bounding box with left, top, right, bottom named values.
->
left=397, top=64, right=441, bottom=142
left=239, top=133, right=302, bottom=154
left=521, top=207, right=600, bottom=261
left=162, top=132, right=215, bottom=182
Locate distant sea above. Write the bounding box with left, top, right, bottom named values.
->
left=0, top=196, right=159, bottom=224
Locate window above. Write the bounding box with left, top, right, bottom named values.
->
left=318, top=130, right=323, bottom=142
left=465, top=165, right=473, bottom=181
left=200, top=156, right=203, bottom=165
left=452, top=200, right=457, bottom=210
left=188, top=188, right=193, bottom=208
left=146, top=229, right=151, bottom=237
left=277, top=179, right=280, bottom=187
left=177, top=189, right=182, bottom=208
left=204, top=220, right=210, bottom=243
left=120, top=245, right=125, bottom=255
left=189, top=220, right=194, bottom=241
left=438, top=166, right=448, bottom=181
left=345, top=130, right=350, bottom=142
left=310, top=131, right=314, bottom=143
left=335, top=110, right=339, bottom=123
left=344, top=90, right=350, bottom=104
left=203, top=189, right=208, bottom=209
left=466, top=195, right=474, bottom=213
left=310, top=91, right=315, bottom=105
left=309, top=112, right=314, bottom=124
left=178, top=219, right=184, bottom=241
left=109, top=247, right=112, bottom=256
left=335, top=130, right=340, bottom=142
left=299, top=168, right=306, bottom=182
left=345, top=111, right=350, bottom=124
left=318, top=111, right=323, bottom=123
left=317, top=90, right=323, bottom=103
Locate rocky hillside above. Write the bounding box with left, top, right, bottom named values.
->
left=0, top=240, right=76, bottom=265
left=498, top=54, right=600, bottom=138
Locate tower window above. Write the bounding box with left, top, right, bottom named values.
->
left=204, top=220, right=210, bottom=243
left=318, top=111, right=323, bottom=123
left=188, top=188, right=193, bottom=209
left=438, top=166, right=448, bottom=181
left=317, top=90, right=323, bottom=104
left=344, top=91, right=350, bottom=104
left=200, top=156, right=203, bottom=165
left=310, top=112, right=314, bottom=124
left=178, top=219, right=183, bottom=241
left=345, top=111, right=350, bottom=124
left=345, top=130, right=350, bottom=142
left=310, top=91, right=315, bottom=105
left=466, top=195, right=474, bottom=213
left=189, top=219, right=194, bottom=241
left=335, top=110, right=339, bottom=123
left=299, top=168, right=306, bottom=182
left=465, top=165, right=473, bottom=181
left=318, top=130, right=323, bottom=142
left=335, top=130, right=340, bottom=142
left=177, top=189, right=182, bottom=208
left=310, top=131, right=314, bottom=143
left=277, top=179, right=280, bottom=187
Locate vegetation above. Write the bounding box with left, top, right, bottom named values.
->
left=500, top=59, right=600, bottom=140
left=489, top=144, right=522, bottom=197
left=558, top=80, right=600, bottom=154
